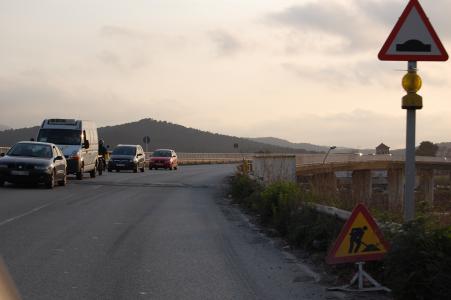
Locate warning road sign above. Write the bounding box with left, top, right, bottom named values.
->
left=326, top=204, right=389, bottom=264
left=378, top=0, right=448, bottom=61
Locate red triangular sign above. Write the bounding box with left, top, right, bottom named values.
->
left=326, top=204, right=390, bottom=264
left=378, top=0, right=448, bottom=61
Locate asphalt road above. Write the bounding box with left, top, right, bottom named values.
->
left=0, top=165, right=331, bottom=300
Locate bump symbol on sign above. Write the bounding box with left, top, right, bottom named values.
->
left=396, top=40, right=431, bottom=52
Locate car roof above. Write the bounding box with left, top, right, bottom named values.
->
left=16, top=141, right=56, bottom=147
left=154, top=149, right=174, bottom=152
left=116, top=144, right=139, bottom=148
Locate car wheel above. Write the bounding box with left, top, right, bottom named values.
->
left=116, top=169, right=120, bottom=172
left=46, top=170, right=55, bottom=189
left=76, top=169, right=83, bottom=180
left=90, top=166, right=96, bottom=178
left=140, top=167, right=145, bottom=172
left=0, top=179, right=4, bottom=187
left=133, top=165, right=138, bottom=173
left=174, top=166, right=178, bottom=170
left=58, top=174, right=67, bottom=186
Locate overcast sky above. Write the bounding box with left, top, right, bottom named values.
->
left=0, top=0, right=450, bottom=148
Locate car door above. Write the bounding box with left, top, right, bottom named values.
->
left=52, top=146, right=64, bottom=179
left=138, top=146, right=145, bottom=167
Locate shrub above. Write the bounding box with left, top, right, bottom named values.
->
left=229, top=174, right=260, bottom=201
left=258, top=182, right=301, bottom=235
left=287, top=205, right=344, bottom=252
left=383, top=220, right=451, bottom=300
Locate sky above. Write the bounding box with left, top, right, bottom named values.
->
left=0, top=0, right=450, bottom=149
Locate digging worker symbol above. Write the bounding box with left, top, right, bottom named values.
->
left=349, top=226, right=367, bottom=253
left=348, top=226, right=381, bottom=254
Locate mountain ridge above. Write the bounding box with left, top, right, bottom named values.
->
left=0, top=118, right=318, bottom=154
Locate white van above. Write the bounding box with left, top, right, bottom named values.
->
left=37, top=119, right=99, bottom=180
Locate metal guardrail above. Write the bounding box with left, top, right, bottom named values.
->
left=1, top=146, right=451, bottom=166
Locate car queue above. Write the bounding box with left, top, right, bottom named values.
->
left=0, top=118, right=178, bottom=189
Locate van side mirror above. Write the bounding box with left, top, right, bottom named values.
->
left=84, top=140, right=90, bottom=149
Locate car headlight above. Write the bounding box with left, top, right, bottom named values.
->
left=0, top=164, right=8, bottom=169
left=34, top=165, right=50, bottom=170
left=133, top=158, right=138, bottom=163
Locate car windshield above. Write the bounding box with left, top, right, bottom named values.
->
left=7, top=143, right=52, bottom=158
left=37, top=129, right=81, bottom=145
left=152, top=150, right=172, bottom=157
left=112, top=146, right=136, bottom=156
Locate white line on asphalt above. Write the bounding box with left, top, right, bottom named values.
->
left=0, top=202, right=53, bottom=227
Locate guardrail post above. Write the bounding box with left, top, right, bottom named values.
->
left=419, top=169, right=434, bottom=205
left=352, top=170, right=372, bottom=205
left=388, top=168, right=404, bottom=211
left=311, top=172, right=337, bottom=200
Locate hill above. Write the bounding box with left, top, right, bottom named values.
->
left=0, top=124, right=11, bottom=132
left=0, top=118, right=317, bottom=153
left=249, top=137, right=357, bottom=153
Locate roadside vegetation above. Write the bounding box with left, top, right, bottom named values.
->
left=228, top=172, right=451, bottom=300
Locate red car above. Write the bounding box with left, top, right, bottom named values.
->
left=149, top=149, right=178, bottom=170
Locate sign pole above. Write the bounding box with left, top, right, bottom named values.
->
left=402, top=61, right=422, bottom=221
left=404, top=61, right=417, bottom=221
left=378, top=0, right=448, bottom=221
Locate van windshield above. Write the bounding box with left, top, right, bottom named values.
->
left=37, top=129, right=81, bottom=145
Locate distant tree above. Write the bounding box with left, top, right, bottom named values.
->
left=416, top=141, right=439, bottom=157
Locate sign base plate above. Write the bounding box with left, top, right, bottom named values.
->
left=327, top=262, right=391, bottom=293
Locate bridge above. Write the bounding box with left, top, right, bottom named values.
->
left=295, top=154, right=451, bottom=210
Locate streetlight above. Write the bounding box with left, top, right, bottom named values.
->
left=323, top=146, right=336, bottom=164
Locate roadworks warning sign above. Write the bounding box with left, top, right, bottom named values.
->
left=326, top=204, right=390, bottom=264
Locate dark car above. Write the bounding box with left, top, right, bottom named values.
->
left=0, top=141, right=67, bottom=188
left=149, top=149, right=178, bottom=170
left=108, top=144, right=145, bottom=173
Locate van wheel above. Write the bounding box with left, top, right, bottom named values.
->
left=58, top=174, right=67, bottom=186
left=0, top=180, right=4, bottom=187
left=76, top=169, right=83, bottom=180
left=98, top=164, right=103, bottom=176
left=133, top=165, right=138, bottom=173
left=90, top=166, right=96, bottom=178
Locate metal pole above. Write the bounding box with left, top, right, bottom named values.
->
left=323, top=146, right=336, bottom=164
left=404, top=61, right=417, bottom=221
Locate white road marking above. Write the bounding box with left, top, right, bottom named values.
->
left=0, top=202, right=53, bottom=227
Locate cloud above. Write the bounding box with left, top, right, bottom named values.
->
left=97, top=50, right=124, bottom=70
left=281, top=59, right=397, bottom=88
left=208, top=30, right=242, bottom=57
left=266, top=2, right=376, bottom=53
left=99, top=25, right=151, bottom=41
left=0, top=77, right=127, bottom=128
left=266, top=0, right=451, bottom=55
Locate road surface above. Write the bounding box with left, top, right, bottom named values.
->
left=0, top=165, right=331, bottom=299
